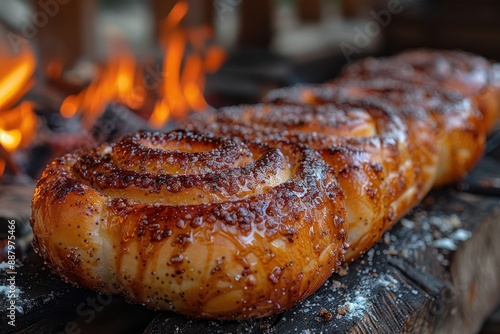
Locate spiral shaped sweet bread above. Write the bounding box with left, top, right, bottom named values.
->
left=187, top=99, right=422, bottom=261
left=342, top=49, right=498, bottom=132
left=32, top=130, right=346, bottom=319
left=31, top=49, right=496, bottom=320
left=265, top=78, right=485, bottom=187
left=261, top=79, right=486, bottom=259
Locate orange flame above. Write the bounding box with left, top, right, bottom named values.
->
left=0, top=159, right=5, bottom=177
left=149, top=1, right=227, bottom=127
left=59, top=1, right=226, bottom=129
left=60, top=37, right=142, bottom=127
left=46, top=58, right=64, bottom=80
left=0, top=102, right=36, bottom=152
left=150, top=98, right=170, bottom=127
left=0, top=44, right=35, bottom=110
left=0, top=43, right=37, bottom=178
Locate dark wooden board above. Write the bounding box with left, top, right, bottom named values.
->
left=1, top=186, right=499, bottom=334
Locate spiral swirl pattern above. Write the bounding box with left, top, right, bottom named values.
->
left=187, top=98, right=425, bottom=259
left=32, top=130, right=346, bottom=318
left=342, top=49, right=498, bottom=132
left=265, top=78, right=485, bottom=187
left=260, top=79, right=486, bottom=259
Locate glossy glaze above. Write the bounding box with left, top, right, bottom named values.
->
left=32, top=131, right=346, bottom=318
left=32, top=49, right=497, bottom=320
left=342, top=49, right=498, bottom=132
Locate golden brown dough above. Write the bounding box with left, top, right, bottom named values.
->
left=264, top=78, right=485, bottom=187
left=186, top=99, right=422, bottom=261
left=342, top=49, right=498, bottom=132
left=260, top=80, right=485, bottom=259
left=32, top=130, right=346, bottom=319
left=31, top=49, right=496, bottom=320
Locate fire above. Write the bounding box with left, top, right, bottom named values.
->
left=150, top=2, right=227, bottom=127
left=46, top=58, right=64, bottom=80
left=60, top=36, right=143, bottom=127
left=59, top=1, right=226, bottom=128
left=0, top=42, right=37, bottom=178
left=0, top=44, right=35, bottom=110
left=0, top=102, right=37, bottom=151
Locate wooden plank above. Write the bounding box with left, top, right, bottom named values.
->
left=1, top=168, right=500, bottom=333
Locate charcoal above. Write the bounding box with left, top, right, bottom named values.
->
left=91, top=103, right=149, bottom=144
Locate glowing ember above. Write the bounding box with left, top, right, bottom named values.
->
left=0, top=42, right=37, bottom=178
left=0, top=129, right=22, bottom=152
left=0, top=102, right=37, bottom=152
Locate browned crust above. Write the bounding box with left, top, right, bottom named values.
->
left=31, top=49, right=497, bottom=320
left=32, top=131, right=346, bottom=319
